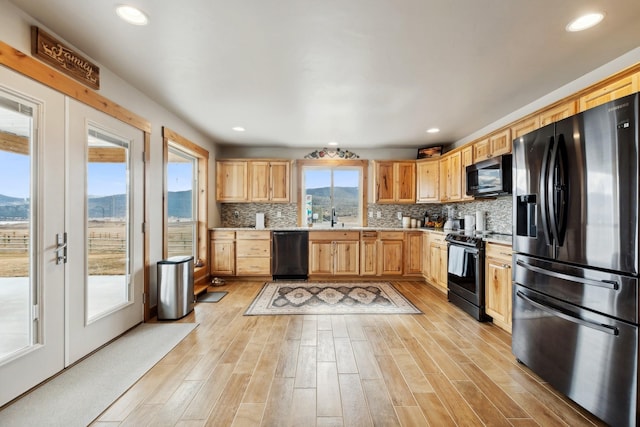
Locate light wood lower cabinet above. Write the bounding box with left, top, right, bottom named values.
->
left=360, top=231, right=378, bottom=276
left=378, top=231, right=404, bottom=276
left=427, top=232, right=447, bottom=293
left=309, top=231, right=359, bottom=276
left=485, top=242, right=513, bottom=333
left=210, top=230, right=235, bottom=276
left=404, top=231, right=423, bottom=276
left=236, top=230, right=271, bottom=275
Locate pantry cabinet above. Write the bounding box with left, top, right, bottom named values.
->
left=309, top=231, right=359, bottom=276
left=485, top=242, right=513, bottom=333
left=374, top=161, right=416, bottom=203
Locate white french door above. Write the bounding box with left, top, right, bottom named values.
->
left=66, top=99, right=144, bottom=364
left=0, top=68, right=145, bottom=406
left=0, top=68, right=65, bottom=406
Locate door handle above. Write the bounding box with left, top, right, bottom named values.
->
left=516, top=260, right=619, bottom=290
left=56, top=232, right=67, bottom=264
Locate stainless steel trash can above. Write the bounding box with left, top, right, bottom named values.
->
left=157, top=255, right=194, bottom=320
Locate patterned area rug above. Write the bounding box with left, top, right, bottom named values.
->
left=244, top=282, right=422, bottom=315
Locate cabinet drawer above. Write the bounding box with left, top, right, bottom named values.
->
left=309, top=231, right=360, bottom=241
left=486, top=243, right=512, bottom=261
left=428, top=232, right=447, bottom=244
left=361, top=230, right=378, bottom=240
left=378, top=231, right=404, bottom=240
left=236, top=230, right=270, bottom=240
left=237, top=239, right=270, bottom=257
left=236, top=257, right=271, bottom=275
left=211, top=230, right=235, bottom=240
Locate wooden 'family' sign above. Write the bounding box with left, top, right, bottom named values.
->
left=31, top=26, right=100, bottom=90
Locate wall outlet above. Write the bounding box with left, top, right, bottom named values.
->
left=234, top=210, right=239, bottom=218
left=277, top=211, right=281, bottom=218
left=369, top=211, right=373, bottom=218
left=397, top=212, right=402, bottom=220
left=376, top=211, right=381, bottom=218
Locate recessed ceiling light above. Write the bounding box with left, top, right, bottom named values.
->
left=115, top=5, right=149, bottom=25
left=566, top=12, right=605, bottom=32
left=328, top=141, right=338, bottom=146
left=232, top=126, right=245, bottom=132
left=426, top=128, right=440, bottom=134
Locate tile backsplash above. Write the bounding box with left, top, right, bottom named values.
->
left=220, top=196, right=513, bottom=234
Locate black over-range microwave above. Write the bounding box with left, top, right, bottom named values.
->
left=466, top=154, right=512, bottom=197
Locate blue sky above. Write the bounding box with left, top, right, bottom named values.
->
left=304, top=168, right=359, bottom=188
left=0, top=151, right=30, bottom=198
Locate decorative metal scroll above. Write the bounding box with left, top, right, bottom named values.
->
left=304, top=147, right=359, bottom=159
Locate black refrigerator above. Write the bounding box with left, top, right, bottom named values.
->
left=512, top=93, right=639, bottom=427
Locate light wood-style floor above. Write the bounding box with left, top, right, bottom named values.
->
left=92, top=280, right=607, bottom=426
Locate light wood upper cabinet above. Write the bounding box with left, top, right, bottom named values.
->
left=249, top=160, right=290, bottom=203
left=439, top=151, right=462, bottom=202
left=539, top=101, right=576, bottom=127
left=218, top=159, right=290, bottom=203
left=511, top=115, right=540, bottom=140
left=216, top=161, right=248, bottom=202
left=485, top=242, right=513, bottom=333
left=374, top=161, right=416, bottom=204
left=579, top=72, right=639, bottom=112
left=473, top=129, right=512, bottom=162
left=460, top=145, right=474, bottom=201
left=416, top=159, right=439, bottom=203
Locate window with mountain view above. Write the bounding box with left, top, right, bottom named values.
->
left=167, top=146, right=197, bottom=257
left=301, top=164, right=363, bottom=227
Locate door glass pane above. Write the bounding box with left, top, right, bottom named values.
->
left=87, top=127, right=130, bottom=321
left=167, top=147, right=196, bottom=257
left=0, top=93, right=35, bottom=359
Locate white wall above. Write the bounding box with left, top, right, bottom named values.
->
left=0, top=0, right=221, bottom=301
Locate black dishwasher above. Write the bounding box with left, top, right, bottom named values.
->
left=272, top=230, right=309, bottom=280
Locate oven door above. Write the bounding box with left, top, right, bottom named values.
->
left=447, top=244, right=484, bottom=306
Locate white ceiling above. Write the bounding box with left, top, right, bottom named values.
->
left=7, top=0, right=640, bottom=148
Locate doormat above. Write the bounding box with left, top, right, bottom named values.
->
left=197, top=291, right=228, bottom=303
left=244, top=282, right=421, bottom=315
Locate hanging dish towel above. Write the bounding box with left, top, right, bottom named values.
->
left=448, top=245, right=467, bottom=276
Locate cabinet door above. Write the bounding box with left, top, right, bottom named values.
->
left=404, top=232, right=423, bottom=275
left=379, top=239, right=403, bottom=275
left=334, top=241, right=359, bottom=275
left=216, top=161, right=248, bottom=202
left=511, top=116, right=540, bottom=140
left=360, top=239, right=377, bottom=276
left=249, top=161, right=270, bottom=201
left=447, top=151, right=462, bottom=201
left=438, top=157, right=449, bottom=202
left=460, top=146, right=474, bottom=201
left=269, top=161, right=290, bottom=202
left=429, top=243, right=444, bottom=292
left=485, top=257, right=512, bottom=330
left=438, top=245, right=448, bottom=290
left=490, top=129, right=512, bottom=157
left=579, top=73, right=639, bottom=112
left=416, top=160, right=439, bottom=202
left=473, top=138, right=490, bottom=162
left=309, top=240, right=334, bottom=275
left=539, top=101, right=577, bottom=126
left=210, top=240, right=235, bottom=275
left=375, top=161, right=395, bottom=203
left=396, top=162, right=416, bottom=203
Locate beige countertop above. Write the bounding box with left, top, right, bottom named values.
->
left=209, top=226, right=512, bottom=245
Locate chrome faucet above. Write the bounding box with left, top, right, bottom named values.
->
left=331, top=207, right=337, bottom=227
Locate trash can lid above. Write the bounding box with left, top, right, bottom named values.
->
left=158, top=255, right=194, bottom=264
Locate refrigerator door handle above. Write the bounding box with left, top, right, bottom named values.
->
left=516, top=259, right=620, bottom=290
left=548, top=134, right=569, bottom=247
left=539, top=136, right=553, bottom=246
left=516, top=290, right=619, bottom=335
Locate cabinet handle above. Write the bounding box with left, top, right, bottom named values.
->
left=503, top=264, right=511, bottom=269
left=499, top=252, right=512, bottom=257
